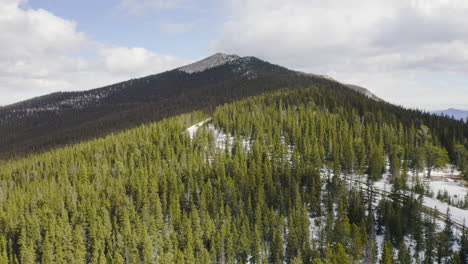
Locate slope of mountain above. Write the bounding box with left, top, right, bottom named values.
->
left=1, top=53, right=466, bottom=160
left=432, top=108, right=468, bottom=121
left=299, top=73, right=382, bottom=101
left=0, top=87, right=466, bottom=263
left=178, top=52, right=241, bottom=73
left=344, top=84, right=383, bottom=101
left=0, top=53, right=379, bottom=158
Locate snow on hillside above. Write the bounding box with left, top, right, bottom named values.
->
left=428, top=179, right=466, bottom=201
left=186, top=120, right=468, bottom=227
left=373, top=168, right=468, bottom=226
left=413, top=167, right=467, bottom=207
left=185, top=118, right=467, bottom=263
left=186, top=118, right=466, bottom=263
left=423, top=196, right=468, bottom=225
left=178, top=53, right=241, bottom=74
left=186, top=119, right=211, bottom=138
left=423, top=165, right=461, bottom=177
left=186, top=119, right=251, bottom=150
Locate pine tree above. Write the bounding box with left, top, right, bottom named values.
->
left=41, top=231, right=55, bottom=264
left=0, top=235, right=9, bottom=264
left=397, top=242, right=411, bottom=264
left=350, top=224, right=363, bottom=261
left=380, top=240, right=394, bottom=264
left=72, top=226, right=87, bottom=264
left=437, top=208, right=455, bottom=262
left=458, top=225, right=467, bottom=264
left=332, top=243, right=351, bottom=264
left=425, top=145, right=450, bottom=178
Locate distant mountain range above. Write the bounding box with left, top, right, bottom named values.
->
left=432, top=108, right=468, bottom=121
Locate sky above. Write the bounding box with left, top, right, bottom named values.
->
left=1, top=0, right=468, bottom=110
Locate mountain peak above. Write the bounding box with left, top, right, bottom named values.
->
left=178, top=53, right=241, bottom=74
left=432, top=108, right=468, bottom=121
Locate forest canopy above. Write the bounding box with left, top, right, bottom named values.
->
left=0, top=86, right=467, bottom=263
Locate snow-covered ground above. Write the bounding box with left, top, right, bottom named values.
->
left=409, top=167, right=467, bottom=208
left=187, top=120, right=468, bottom=227
left=422, top=196, right=467, bottom=226
left=186, top=118, right=211, bottom=138
left=372, top=169, right=468, bottom=226
left=178, top=53, right=240, bottom=74
left=428, top=179, right=466, bottom=201
left=187, top=120, right=466, bottom=263
left=424, top=166, right=460, bottom=177
left=186, top=119, right=251, bottom=150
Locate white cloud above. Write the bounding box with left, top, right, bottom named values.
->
left=0, top=0, right=188, bottom=106
left=0, top=1, right=86, bottom=60
left=98, top=46, right=186, bottom=75
left=212, top=0, right=468, bottom=110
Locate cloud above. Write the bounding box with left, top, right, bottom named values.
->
left=212, top=0, right=468, bottom=109
left=116, top=0, right=192, bottom=15
left=0, top=0, right=188, bottom=106
left=160, top=22, right=194, bottom=34
left=97, top=46, right=186, bottom=75
left=0, top=1, right=86, bottom=60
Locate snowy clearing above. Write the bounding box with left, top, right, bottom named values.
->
left=186, top=118, right=211, bottom=138
left=428, top=179, right=466, bottom=200
left=422, top=196, right=468, bottom=226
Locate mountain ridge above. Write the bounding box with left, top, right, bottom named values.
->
left=0, top=53, right=457, bottom=159
left=0, top=86, right=466, bottom=263
left=432, top=108, right=468, bottom=121
left=178, top=53, right=241, bottom=73
left=1, top=53, right=380, bottom=110
left=294, top=72, right=381, bottom=101
left=0, top=53, right=352, bottom=158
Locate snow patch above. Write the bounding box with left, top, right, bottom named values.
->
left=178, top=53, right=240, bottom=74
left=422, top=196, right=468, bottom=226
left=186, top=118, right=211, bottom=138
left=428, top=179, right=467, bottom=202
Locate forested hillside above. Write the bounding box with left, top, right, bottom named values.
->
left=0, top=54, right=343, bottom=159
left=3, top=53, right=464, bottom=162
left=0, top=86, right=467, bottom=263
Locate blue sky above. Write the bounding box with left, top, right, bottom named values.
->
left=1, top=0, right=468, bottom=110
left=27, top=0, right=221, bottom=58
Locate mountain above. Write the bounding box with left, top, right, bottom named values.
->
left=1, top=53, right=467, bottom=263
left=432, top=108, right=468, bottom=121
left=0, top=85, right=467, bottom=263
left=0, top=53, right=379, bottom=158
left=344, top=84, right=383, bottom=101
left=297, top=73, right=382, bottom=101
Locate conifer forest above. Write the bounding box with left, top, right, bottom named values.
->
left=0, top=86, right=467, bottom=264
